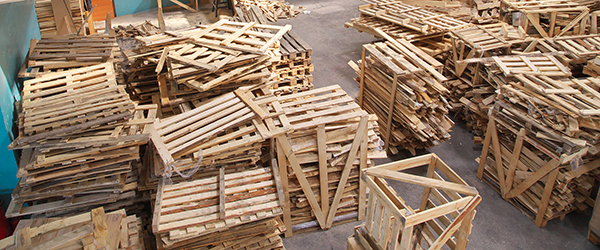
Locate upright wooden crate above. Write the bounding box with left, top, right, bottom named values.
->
left=348, top=154, right=481, bottom=250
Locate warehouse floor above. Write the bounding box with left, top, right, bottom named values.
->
left=113, top=1, right=598, bottom=249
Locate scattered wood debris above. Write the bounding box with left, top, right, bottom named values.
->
left=234, top=0, right=305, bottom=24
left=115, top=21, right=162, bottom=37
left=0, top=207, right=145, bottom=250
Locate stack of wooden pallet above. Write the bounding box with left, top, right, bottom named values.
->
left=18, top=35, right=124, bottom=85
left=234, top=0, right=304, bottom=24
left=0, top=207, right=145, bottom=250
left=353, top=0, right=472, bottom=36
left=347, top=154, right=481, bottom=250
left=35, top=0, right=84, bottom=37
left=152, top=167, right=286, bottom=249
left=267, top=30, right=314, bottom=95
left=350, top=31, right=452, bottom=155
left=477, top=72, right=600, bottom=227
left=268, top=85, right=386, bottom=236
left=5, top=63, right=155, bottom=218
left=122, top=20, right=290, bottom=117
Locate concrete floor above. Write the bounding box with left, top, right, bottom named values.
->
left=112, top=1, right=598, bottom=249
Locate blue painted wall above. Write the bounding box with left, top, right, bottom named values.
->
left=114, top=0, right=177, bottom=16
left=0, top=0, right=41, bottom=193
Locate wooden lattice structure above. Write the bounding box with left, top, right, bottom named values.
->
left=503, top=0, right=590, bottom=37
left=348, top=154, right=481, bottom=250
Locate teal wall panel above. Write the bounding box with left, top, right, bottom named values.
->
left=114, top=0, right=176, bottom=16
left=0, top=0, right=41, bottom=193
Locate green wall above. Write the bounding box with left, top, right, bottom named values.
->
left=0, top=0, right=41, bottom=193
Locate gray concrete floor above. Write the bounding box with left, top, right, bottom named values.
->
left=112, top=1, right=598, bottom=249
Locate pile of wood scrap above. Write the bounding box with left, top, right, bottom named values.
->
left=18, top=35, right=124, bottom=84
left=234, top=0, right=305, bottom=24
left=347, top=154, right=481, bottom=250
left=477, top=73, right=600, bottom=227
left=269, top=85, right=386, bottom=236
left=115, top=21, right=162, bottom=38
left=268, top=30, right=314, bottom=95
left=122, top=20, right=291, bottom=117
left=349, top=31, right=452, bottom=155
left=35, top=0, right=85, bottom=37
left=0, top=207, right=145, bottom=250
left=5, top=63, right=154, bottom=218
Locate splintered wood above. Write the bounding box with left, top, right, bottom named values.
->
left=6, top=63, right=154, bottom=218
left=477, top=74, right=600, bottom=227
left=271, top=85, right=386, bottom=235
left=234, top=0, right=305, bottom=24
left=0, top=207, right=144, bottom=250
left=347, top=154, right=481, bottom=250
left=350, top=35, right=452, bottom=155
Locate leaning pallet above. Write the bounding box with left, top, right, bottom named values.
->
left=477, top=74, right=600, bottom=227
left=35, top=0, right=85, bottom=37
left=348, top=153, right=481, bottom=250
left=267, top=85, right=386, bottom=236
left=350, top=34, right=452, bottom=155
left=0, top=207, right=144, bottom=250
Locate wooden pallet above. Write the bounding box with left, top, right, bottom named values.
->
left=516, top=35, right=600, bottom=65
left=358, top=0, right=472, bottom=35
left=352, top=154, right=481, bottom=249
left=353, top=41, right=453, bottom=155
left=0, top=207, right=144, bottom=250
left=12, top=62, right=135, bottom=147
left=503, top=0, right=589, bottom=37
left=490, top=55, right=571, bottom=76
left=152, top=166, right=285, bottom=242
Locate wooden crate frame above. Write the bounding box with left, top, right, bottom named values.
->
left=502, top=0, right=589, bottom=38
left=356, top=153, right=481, bottom=250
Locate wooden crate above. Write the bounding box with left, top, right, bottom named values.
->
left=349, top=153, right=481, bottom=250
